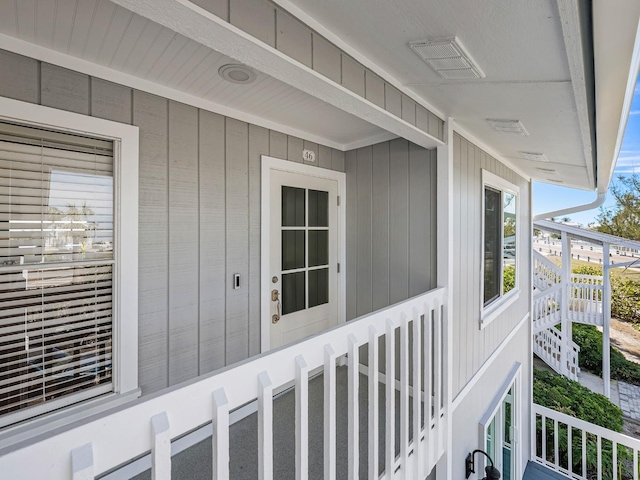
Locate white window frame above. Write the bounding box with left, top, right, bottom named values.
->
left=480, top=169, right=520, bottom=328
left=0, top=97, right=139, bottom=432
left=478, top=363, right=522, bottom=480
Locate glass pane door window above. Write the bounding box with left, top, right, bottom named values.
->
left=281, top=186, right=330, bottom=315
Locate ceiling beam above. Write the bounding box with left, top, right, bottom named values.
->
left=108, top=0, right=444, bottom=150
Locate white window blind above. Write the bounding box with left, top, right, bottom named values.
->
left=0, top=121, right=114, bottom=427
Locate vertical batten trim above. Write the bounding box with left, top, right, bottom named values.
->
left=411, top=307, right=422, bottom=476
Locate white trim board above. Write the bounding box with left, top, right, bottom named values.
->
left=452, top=312, right=529, bottom=411
left=260, top=156, right=347, bottom=353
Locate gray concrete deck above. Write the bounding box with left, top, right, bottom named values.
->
left=523, top=461, right=569, bottom=480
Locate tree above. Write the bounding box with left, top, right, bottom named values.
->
left=595, top=174, right=640, bottom=240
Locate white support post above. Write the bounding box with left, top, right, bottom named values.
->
left=436, top=117, right=453, bottom=480
left=151, top=412, right=171, bottom=480
left=258, top=372, right=274, bottom=480
left=212, top=388, right=230, bottom=480
left=71, top=443, right=94, bottom=480
left=385, top=319, right=395, bottom=478
left=603, top=243, right=611, bottom=398
left=296, top=355, right=310, bottom=480
left=368, top=326, right=379, bottom=480
left=347, top=334, right=359, bottom=480
left=561, top=232, right=571, bottom=377
left=324, top=344, right=337, bottom=480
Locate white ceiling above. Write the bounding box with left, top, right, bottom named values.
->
left=0, top=0, right=389, bottom=149
left=277, top=0, right=594, bottom=189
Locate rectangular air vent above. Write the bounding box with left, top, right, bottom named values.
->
left=487, top=119, right=529, bottom=136
left=519, top=151, right=548, bottom=162
left=410, top=37, right=485, bottom=80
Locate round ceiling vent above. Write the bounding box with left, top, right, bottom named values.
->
left=218, top=64, right=257, bottom=84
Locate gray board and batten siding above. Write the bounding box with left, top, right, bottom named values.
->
left=451, top=132, right=531, bottom=398
left=344, top=140, right=437, bottom=321
left=0, top=49, right=440, bottom=398
left=190, top=0, right=445, bottom=141
left=0, top=49, right=346, bottom=395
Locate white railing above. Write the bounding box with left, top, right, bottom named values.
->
left=533, top=284, right=563, bottom=332
left=533, top=403, right=640, bottom=480
left=568, top=274, right=604, bottom=326
left=533, top=327, right=580, bottom=381
left=0, top=288, right=447, bottom=480
left=534, top=250, right=561, bottom=290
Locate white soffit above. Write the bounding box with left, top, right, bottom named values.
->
left=276, top=0, right=595, bottom=188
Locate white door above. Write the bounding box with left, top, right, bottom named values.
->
left=268, top=168, right=339, bottom=349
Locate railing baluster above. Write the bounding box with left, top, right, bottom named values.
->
left=582, top=429, right=586, bottom=477
left=434, top=302, right=443, bottom=425
left=151, top=412, right=171, bottom=480
left=568, top=425, right=572, bottom=475
left=613, top=442, right=618, bottom=480
left=542, top=414, right=547, bottom=462
left=296, top=355, right=309, bottom=480
left=554, top=419, right=559, bottom=467
left=423, top=303, right=433, bottom=467
left=634, top=448, right=638, bottom=480
left=258, top=372, right=273, bottom=480
left=412, top=307, right=422, bottom=478
left=212, top=388, right=229, bottom=480
left=324, top=344, right=337, bottom=480
left=348, top=334, right=359, bottom=480
left=385, top=319, right=396, bottom=479
left=368, top=326, right=379, bottom=480
left=597, top=435, right=602, bottom=480
left=399, top=313, right=410, bottom=471
left=71, top=443, right=94, bottom=480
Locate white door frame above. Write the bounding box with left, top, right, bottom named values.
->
left=260, top=155, right=346, bottom=352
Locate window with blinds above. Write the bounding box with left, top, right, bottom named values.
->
left=0, top=121, right=114, bottom=427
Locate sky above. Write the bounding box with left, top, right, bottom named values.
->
left=532, top=78, right=640, bottom=226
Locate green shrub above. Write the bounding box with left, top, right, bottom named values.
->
left=573, top=264, right=603, bottom=277
left=572, top=324, right=640, bottom=385
left=533, top=368, right=625, bottom=477
left=503, top=265, right=515, bottom=293
left=611, top=276, right=640, bottom=324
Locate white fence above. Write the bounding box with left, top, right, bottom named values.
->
left=534, top=251, right=562, bottom=290
left=0, top=288, right=448, bottom=480
left=533, top=404, right=640, bottom=480
left=533, top=327, right=580, bottom=381
left=533, top=284, right=563, bottom=333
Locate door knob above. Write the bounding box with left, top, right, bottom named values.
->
left=271, top=289, right=281, bottom=324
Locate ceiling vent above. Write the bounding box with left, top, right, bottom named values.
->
left=409, top=37, right=485, bottom=80
left=487, top=119, right=529, bottom=136
left=519, top=151, right=548, bottom=162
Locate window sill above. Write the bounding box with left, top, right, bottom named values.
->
left=0, top=388, right=141, bottom=455
left=480, top=289, right=520, bottom=329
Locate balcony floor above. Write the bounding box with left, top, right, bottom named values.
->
left=132, top=366, right=421, bottom=480
left=523, top=461, right=569, bottom=480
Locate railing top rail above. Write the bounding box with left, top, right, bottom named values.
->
left=0, top=287, right=446, bottom=478
left=533, top=403, right=640, bottom=450
left=570, top=274, right=603, bottom=282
